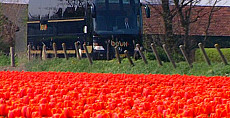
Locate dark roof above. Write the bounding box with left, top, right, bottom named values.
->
left=143, top=5, right=230, bottom=36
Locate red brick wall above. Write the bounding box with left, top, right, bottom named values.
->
left=143, top=5, right=230, bottom=37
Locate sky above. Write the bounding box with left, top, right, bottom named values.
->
left=0, top=0, right=230, bottom=6
left=195, top=0, right=230, bottom=6
left=0, top=0, right=29, bottom=4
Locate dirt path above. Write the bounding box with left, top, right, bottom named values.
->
left=0, top=63, right=26, bottom=71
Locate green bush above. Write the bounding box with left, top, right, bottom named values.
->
left=195, top=48, right=230, bottom=62
left=146, top=47, right=169, bottom=62
left=146, top=47, right=184, bottom=62
left=0, top=52, right=10, bottom=66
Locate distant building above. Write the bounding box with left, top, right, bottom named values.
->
left=143, top=5, right=230, bottom=47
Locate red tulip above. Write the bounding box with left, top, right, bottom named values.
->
left=52, top=113, right=61, bottom=118
left=39, top=104, right=49, bottom=116
left=0, top=104, right=7, bottom=116
left=32, top=111, right=39, bottom=117
left=8, top=110, right=14, bottom=118
left=63, top=107, right=73, bottom=118
left=83, top=109, right=92, bottom=118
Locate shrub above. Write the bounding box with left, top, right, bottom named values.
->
left=0, top=52, right=10, bottom=66
left=146, top=47, right=169, bottom=62
left=195, top=48, right=230, bottom=62
left=146, top=47, right=185, bottom=62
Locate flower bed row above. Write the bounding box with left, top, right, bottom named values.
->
left=0, top=71, right=230, bottom=118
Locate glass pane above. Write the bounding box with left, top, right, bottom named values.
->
left=94, top=0, right=140, bottom=34
left=57, top=21, right=85, bottom=34
left=96, top=0, right=105, bottom=3
left=123, top=0, right=130, bottom=4
left=28, top=0, right=86, bottom=20
left=109, top=0, right=119, bottom=3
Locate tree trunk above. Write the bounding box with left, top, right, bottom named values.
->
left=183, top=24, right=195, bottom=62
left=161, top=0, right=176, bottom=52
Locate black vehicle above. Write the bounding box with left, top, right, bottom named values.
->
left=27, top=0, right=150, bottom=59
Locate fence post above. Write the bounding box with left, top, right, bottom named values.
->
left=162, top=44, right=176, bottom=68
left=150, top=43, right=162, bottom=66
left=133, top=40, right=138, bottom=60
left=83, top=44, right=93, bottom=65
left=179, top=45, right=193, bottom=68
left=28, top=44, right=31, bottom=61
left=136, top=44, right=148, bottom=64
left=115, top=46, right=121, bottom=64
left=53, top=43, right=57, bottom=58
left=124, top=50, right=134, bottom=66
left=74, top=42, right=81, bottom=60
left=214, top=44, right=228, bottom=65
left=37, top=46, right=41, bottom=60
left=198, top=43, right=211, bottom=66
left=42, top=44, right=47, bottom=60
left=107, top=40, right=110, bottom=60
left=62, top=43, right=68, bottom=60
left=10, top=47, right=15, bottom=67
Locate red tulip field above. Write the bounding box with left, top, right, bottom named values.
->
left=0, top=71, right=230, bottom=118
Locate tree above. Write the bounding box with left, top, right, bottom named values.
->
left=173, top=0, right=221, bottom=61
left=0, top=3, right=26, bottom=53
left=203, top=0, right=221, bottom=46
left=144, top=0, right=221, bottom=61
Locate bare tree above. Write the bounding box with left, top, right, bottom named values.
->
left=173, top=0, right=221, bottom=60
left=144, top=0, right=221, bottom=60
left=145, top=0, right=178, bottom=52
left=203, top=0, right=221, bottom=46
left=0, top=3, right=26, bottom=53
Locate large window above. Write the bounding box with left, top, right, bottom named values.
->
left=94, top=0, right=140, bottom=34
left=28, top=21, right=85, bottom=36
left=28, top=0, right=86, bottom=20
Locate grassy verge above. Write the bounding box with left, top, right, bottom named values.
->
left=195, top=48, right=230, bottom=62
left=24, top=57, right=230, bottom=76
left=0, top=54, right=11, bottom=66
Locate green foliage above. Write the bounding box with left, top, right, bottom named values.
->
left=146, top=47, right=184, bottom=62
left=0, top=40, right=11, bottom=53
left=195, top=48, right=230, bottom=62
left=0, top=52, right=10, bottom=66
left=24, top=57, right=230, bottom=76
left=146, top=48, right=169, bottom=62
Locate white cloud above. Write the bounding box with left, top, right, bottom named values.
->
left=1, top=0, right=229, bottom=6
left=0, top=0, right=29, bottom=4
left=199, top=0, right=230, bottom=6
left=142, top=0, right=230, bottom=6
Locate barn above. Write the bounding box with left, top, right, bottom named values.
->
left=143, top=5, right=230, bottom=48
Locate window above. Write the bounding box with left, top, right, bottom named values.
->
left=109, top=0, right=119, bottom=3
left=96, top=0, right=105, bottom=3
left=123, top=0, right=130, bottom=4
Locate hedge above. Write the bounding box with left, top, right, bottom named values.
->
left=195, top=48, right=230, bottom=62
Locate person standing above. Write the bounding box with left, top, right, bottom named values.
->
left=124, top=17, right=130, bottom=29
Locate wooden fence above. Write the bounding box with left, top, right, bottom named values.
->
left=8, top=42, right=230, bottom=68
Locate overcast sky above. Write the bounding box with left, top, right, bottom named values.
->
left=1, top=0, right=230, bottom=6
